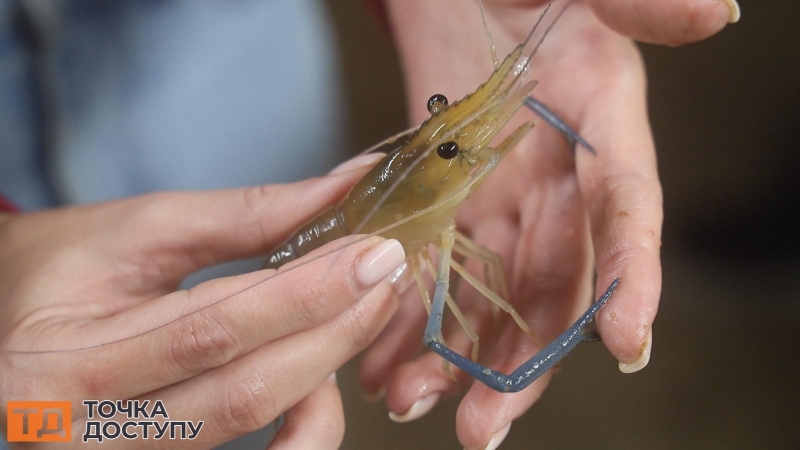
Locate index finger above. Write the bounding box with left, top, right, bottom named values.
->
left=105, top=163, right=375, bottom=287
left=48, top=236, right=406, bottom=409
left=574, top=36, right=662, bottom=368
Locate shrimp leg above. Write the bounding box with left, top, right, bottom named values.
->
left=449, top=259, right=534, bottom=338
left=526, top=96, right=597, bottom=155
left=452, top=232, right=508, bottom=324
left=411, top=256, right=432, bottom=314
left=454, top=231, right=509, bottom=301
left=419, top=253, right=481, bottom=363
left=423, top=221, right=620, bottom=392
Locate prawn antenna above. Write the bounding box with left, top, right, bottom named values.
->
left=511, top=0, right=599, bottom=155
left=477, top=0, right=499, bottom=69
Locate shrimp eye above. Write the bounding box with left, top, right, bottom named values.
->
left=437, top=141, right=459, bottom=159
left=427, top=94, right=449, bottom=114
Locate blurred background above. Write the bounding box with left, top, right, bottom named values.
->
left=1, top=0, right=797, bottom=448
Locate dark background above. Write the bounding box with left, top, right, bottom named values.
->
left=324, top=1, right=800, bottom=448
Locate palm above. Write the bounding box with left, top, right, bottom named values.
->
left=456, top=2, right=633, bottom=343
left=361, top=0, right=660, bottom=445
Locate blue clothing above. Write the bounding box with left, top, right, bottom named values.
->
left=0, top=1, right=349, bottom=448
left=0, top=0, right=348, bottom=209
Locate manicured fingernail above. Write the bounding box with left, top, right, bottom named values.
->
left=619, top=328, right=653, bottom=374
left=484, top=423, right=511, bottom=450
left=361, top=385, right=387, bottom=403
left=355, top=239, right=406, bottom=287
left=389, top=261, right=409, bottom=284
left=329, top=153, right=385, bottom=175
left=388, top=393, right=440, bottom=423
left=721, top=0, right=740, bottom=23
left=327, top=372, right=337, bottom=384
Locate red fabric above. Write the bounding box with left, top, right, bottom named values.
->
left=0, top=195, right=18, bottom=213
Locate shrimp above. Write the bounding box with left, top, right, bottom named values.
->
left=263, top=0, right=619, bottom=393
left=0, top=1, right=617, bottom=392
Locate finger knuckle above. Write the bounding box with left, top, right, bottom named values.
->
left=343, top=302, right=377, bottom=350
left=169, top=308, right=241, bottom=374
left=284, top=280, right=331, bottom=329
left=601, top=244, right=660, bottom=276
left=587, top=172, right=664, bottom=275
left=242, top=184, right=286, bottom=214
left=350, top=319, right=372, bottom=350
left=594, top=172, right=662, bottom=222
left=597, top=171, right=653, bottom=201
left=214, top=370, right=279, bottom=435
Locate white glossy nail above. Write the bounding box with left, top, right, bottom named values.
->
left=722, top=0, right=740, bottom=24
left=329, top=153, right=385, bottom=175
left=355, top=239, right=406, bottom=287
left=388, top=393, right=440, bottom=423
left=619, top=328, right=653, bottom=374
left=484, top=423, right=511, bottom=450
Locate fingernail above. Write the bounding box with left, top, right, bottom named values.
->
left=327, top=372, right=337, bottom=384
left=619, top=328, right=653, bottom=374
left=361, top=385, right=387, bottom=403
left=329, top=153, right=385, bottom=175
left=388, top=393, right=440, bottom=423
left=355, top=239, right=406, bottom=287
left=484, top=423, right=511, bottom=450
left=389, top=262, right=408, bottom=284
left=721, top=0, right=740, bottom=24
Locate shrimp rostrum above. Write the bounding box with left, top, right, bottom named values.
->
left=264, top=2, right=619, bottom=393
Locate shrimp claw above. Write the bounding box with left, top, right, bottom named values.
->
left=422, top=220, right=620, bottom=393
left=525, top=96, right=597, bottom=155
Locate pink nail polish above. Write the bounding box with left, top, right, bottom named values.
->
left=329, top=153, right=385, bottom=175
left=355, top=239, right=406, bottom=287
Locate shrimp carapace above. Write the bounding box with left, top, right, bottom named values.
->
left=262, top=0, right=619, bottom=396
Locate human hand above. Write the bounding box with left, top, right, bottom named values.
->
left=361, top=0, right=739, bottom=448
left=0, top=159, right=406, bottom=449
